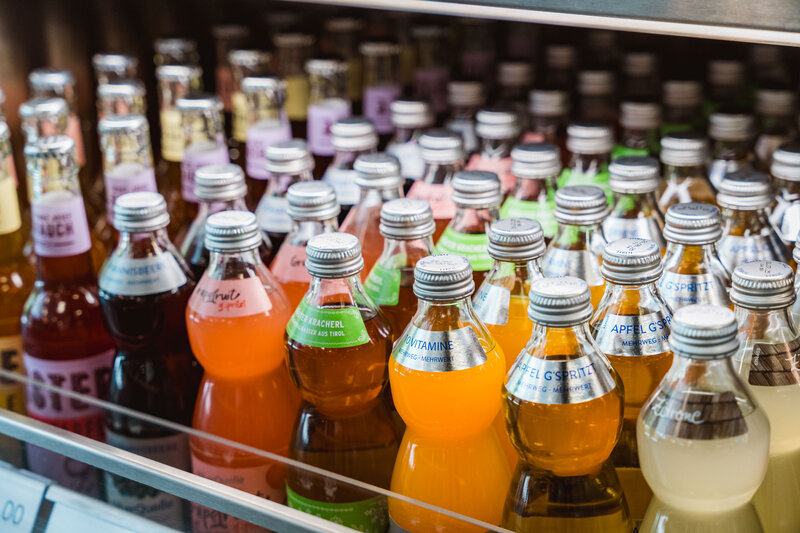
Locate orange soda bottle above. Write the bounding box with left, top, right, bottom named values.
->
left=186, top=210, right=297, bottom=532
left=389, top=254, right=510, bottom=532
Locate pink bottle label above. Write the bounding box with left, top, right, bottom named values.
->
left=246, top=121, right=292, bottom=180
left=363, top=85, right=401, bottom=134
left=270, top=243, right=311, bottom=284
left=414, top=66, right=449, bottom=113
left=31, top=192, right=92, bottom=257
left=104, top=163, right=158, bottom=222
left=406, top=181, right=456, bottom=220
left=466, top=155, right=515, bottom=196
left=189, top=276, right=272, bottom=318
left=307, top=100, right=351, bottom=156
left=521, top=131, right=545, bottom=144
left=182, top=143, right=231, bottom=203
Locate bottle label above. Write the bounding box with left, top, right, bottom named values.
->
left=363, top=85, right=401, bottom=134
left=188, top=277, right=271, bottom=318
left=0, top=334, right=25, bottom=413
left=104, top=432, right=189, bottom=524
left=104, top=163, right=158, bottom=223
left=286, top=299, right=369, bottom=349
left=215, top=65, right=234, bottom=112
left=717, top=235, right=783, bottom=271
left=593, top=312, right=672, bottom=356
left=406, top=182, right=455, bottom=220
left=612, top=144, right=649, bottom=158
left=192, top=456, right=285, bottom=533
left=659, top=271, right=732, bottom=308
left=256, top=195, right=292, bottom=234
left=99, top=254, right=189, bottom=297
left=541, top=248, right=604, bottom=286
left=709, top=158, right=742, bottom=189
left=500, top=195, right=558, bottom=237
left=231, top=92, right=248, bottom=143
left=414, top=66, right=449, bottom=113
left=286, top=486, right=388, bottom=533
left=465, top=155, right=515, bottom=195
left=643, top=389, right=747, bottom=440
left=160, top=109, right=184, bottom=162
left=364, top=263, right=401, bottom=306
left=0, top=175, right=22, bottom=234
left=749, top=337, right=800, bottom=387
left=521, top=131, right=545, bottom=144
left=246, top=120, right=292, bottom=180
left=472, top=283, right=511, bottom=326
left=386, top=141, right=425, bottom=181
left=505, top=354, right=616, bottom=405
left=31, top=192, right=91, bottom=257
left=770, top=197, right=800, bottom=243
left=270, top=244, right=311, bottom=284
left=285, top=75, right=310, bottom=121
left=393, top=325, right=487, bottom=372
left=558, top=168, right=611, bottom=200
left=67, top=114, right=86, bottom=167
left=322, top=168, right=361, bottom=207
left=602, top=215, right=663, bottom=245
left=182, top=143, right=231, bottom=203
left=434, top=227, right=491, bottom=271
left=755, top=134, right=789, bottom=166
left=445, top=118, right=478, bottom=153
left=308, top=100, right=351, bottom=157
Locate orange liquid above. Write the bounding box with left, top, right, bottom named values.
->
left=590, top=283, right=606, bottom=311
left=340, top=204, right=385, bottom=280
left=270, top=242, right=312, bottom=310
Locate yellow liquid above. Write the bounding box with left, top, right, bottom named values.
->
left=640, top=498, right=764, bottom=533
left=486, top=296, right=533, bottom=372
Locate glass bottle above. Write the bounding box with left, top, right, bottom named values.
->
left=434, top=170, right=502, bottom=289
left=502, top=276, right=630, bottom=532
left=271, top=181, right=340, bottom=310
left=229, top=49, right=273, bottom=174
left=577, top=70, right=617, bottom=124
left=96, top=80, right=146, bottom=121
left=497, top=61, right=533, bottom=130
left=661, top=80, right=704, bottom=135
left=341, top=153, right=404, bottom=278
left=585, top=30, right=619, bottom=70
left=323, top=116, right=378, bottom=221
left=153, top=38, right=199, bottom=67
left=466, top=108, right=521, bottom=196
left=709, top=110, right=755, bottom=190
left=525, top=89, right=569, bottom=162
left=613, top=102, right=661, bottom=159
left=407, top=130, right=465, bottom=240
left=716, top=170, right=789, bottom=272
left=322, top=17, right=364, bottom=106
left=559, top=122, right=614, bottom=202
left=769, top=142, right=800, bottom=247
left=274, top=32, right=315, bottom=137
left=658, top=131, right=716, bottom=210
left=211, top=24, right=250, bottom=122
left=187, top=211, right=298, bottom=529
left=707, top=59, right=748, bottom=114
left=98, top=192, right=196, bottom=526
left=359, top=42, right=401, bottom=137
left=240, top=75, right=292, bottom=209
left=390, top=254, right=510, bottom=532
left=92, top=53, right=139, bottom=86
left=445, top=80, right=485, bottom=155
left=542, top=185, right=609, bottom=308
left=754, top=89, right=795, bottom=170
left=412, top=25, right=450, bottom=114
left=622, top=52, right=659, bottom=102
left=21, top=135, right=115, bottom=495
left=750, top=45, right=790, bottom=88
left=603, top=156, right=666, bottom=250
left=659, top=202, right=732, bottom=311
left=284, top=233, right=398, bottom=531
left=363, top=198, right=433, bottom=338
left=499, top=142, right=561, bottom=240
left=637, top=305, right=769, bottom=530
left=181, top=164, right=271, bottom=280
left=386, top=99, right=433, bottom=184
left=590, top=238, right=674, bottom=522
left=542, top=44, right=577, bottom=92
left=458, top=19, right=496, bottom=83
left=729, top=261, right=800, bottom=533
left=306, top=57, right=351, bottom=174
left=256, top=139, right=314, bottom=253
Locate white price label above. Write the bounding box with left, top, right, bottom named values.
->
left=0, top=466, right=49, bottom=532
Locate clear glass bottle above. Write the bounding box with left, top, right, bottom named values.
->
left=499, top=142, right=561, bottom=240
left=466, top=108, right=521, bottom=196
left=525, top=90, right=569, bottom=163
left=359, top=42, right=401, bottom=137
left=769, top=142, right=800, bottom=248
left=153, top=37, right=199, bottom=67
left=604, top=156, right=666, bottom=251
left=658, top=131, right=716, bottom=210
left=390, top=254, right=509, bottom=532
left=386, top=99, right=433, bottom=184
left=445, top=80, right=485, bottom=155
left=322, top=17, right=364, bottom=106
left=274, top=32, right=315, bottom=136
left=96, top=80, right=146, bottom=121
left=622, top=52, right=659, bottom=102
left=661, top=80, right=704, bottom=135
left=434, top=170, right=502, bottom=289
left=637, top=305, right=769, bottom=524
left=541, top=185, right=609, bottom=309
left=306, top=57, right=351, bottom=171
left=323, top=116, right=378, bottom=221
left=412, top=25, right=450, bottom=114
left=211, top=24, right=250, bottom=119
left=707, top=59, right=748, bottom=113
left=659, top=202, right=732, bottom=311
left=754, top=89, right=795, bottom=170
left=559, top=122, right=614, bottom=202
left=716, top=170, right=789, bottom=272
left=228, top=49, right=273, bottom=171
left=577, top=70, right=617, bottom=124
left=497, top=62, right=533, bottom=130
left=502, top=276, right=630, bottom=532
left=590, top=238, right=674, bottom=522
left=613, top=102, right=661, bottom=159
left=542, top=44, right=577, bottom=92
left=709, top=110, right=755, bottom=190
left=91, top=53, right=139, bottom=86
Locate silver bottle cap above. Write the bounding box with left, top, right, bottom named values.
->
left=331, top=116, right=378, bottom=152
left=154, top=38, right=198, bottom=64
left=578, top=70, right=614, bottom=96
left=511, top=142, right=561, bottom=179
left=756, top=89, right=795, bottom=116
left=24, top=134, right=75, bottom=166
left=113, top=191, right=170, bottom=232
left=451, top=170, right=502, bottom=209
left=601, top=238, right=662, bottom=285
left=716, top=170, right=772, bottom=211
left=488, top=218, right=545, bottom=263
left=305, top=232, right=364, bottom=279
left=305, top=57, right=348, bottom=76
left=663, top=202, right=722, bottom=245
left=273, top=33, right=315, bottom=48
left=265, top=139, right=313, bottom=174
left=97, top=113, right=148, bottom=136
left=286, top=181, right=340, bottom=222
left=670, top=304, right=739, bottom=359
left=380, top=198, right=435, bottom=240
left=205, top=211, right=262, bottom=252
left=528, top=276, right=593, bottom=327
left=475, top=108, right=520, bottom=140
left=354, top=152, right=403, bottom=189
left=709, top=111, right=755, bottom=141
left=420, top=129, right=464, bottom=164
left=92, top=54, right=138, bottom=79
left=176, top=92, right=223, bottom=113
left=730, top=260, right=795, bottom=310
left=663, top=80, right=702, bottom=107
left=624, top=52, right=656, bottom=76
left=155, top=64, right=202, bottom=83
left=709, top=59, right=744, bottom=86
left=229, top=49, right=272, bottom=71
left=546, top=44, right=576, bottom=69
left=554, top=186, right=609, bottom=225
left=566, top=122, right=614, bottom=154
left=358, top=41, right=400, bottom=57
left=28, top=68, right=75, bottom=94
left=390, top=99, right=433, bottom=129
left=413, top=254, right=474, bottom=302
left=498, top=62, right=532, bottom=88
left=194, top=164, right=247, bottom=202
left=528, top=89, right=569, bottom=116
left=660, top=131, right=708, bottom=166
left=19, top=97, right=68, bottom=122
left=97, top=79, right=146, bottom=103
left=608, top=156, right=660, bottom=194
left=619, top=101, right=660, bottom=131
left=447, top=81, right=485, bottom=107
left=770, top=141, right=800, bottom=181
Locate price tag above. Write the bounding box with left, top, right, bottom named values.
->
left=0, top=464, right=49, bottom=532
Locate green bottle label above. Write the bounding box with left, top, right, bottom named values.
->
left=286, top=486, right=388, bottom=533
left=612, top=144, right=649, bottom=158
left=558, top=168, right=613, bottom=204
left=286, top=298, right=369, bottom=349
left=434, top=227, right=492, bottom=271
left=499, top=195, right=558, bottom=237
left=364, top=262, right=401, bottom=306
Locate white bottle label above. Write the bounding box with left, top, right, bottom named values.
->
left=472, top=283, right=511, bottom=326
left=505, top=354, right=616, bottom=405
left=256, top=195, right=292, bottom=234
left=392, top=326, right=487, bottom=372
left=602, top=216, right=665, bottom=247
left=322, top=168, right=360, bottom=207
left=541, top=248, right=604, bottom=287
left=593, top=312, right=672, bottom=356
left=99, top=254, right=189, bottom=297
left=386, top=141, right=425, bottom=181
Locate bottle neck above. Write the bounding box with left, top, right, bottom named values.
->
left=421, top=160, right=463, bottom=185
left=663, top=163, right=707, bottom=182
left=379, top=235, right=436, bottom=265
left=512, top=175, right=558, bottom=200
left=610, top=190, right=661, bottom=215
left=306, top=273, right=377, bottom=312
left=332, top=147, right=376, bottom=169
left=357, top=185, right=404, bottom=206
left=552, top=222, right=606, bottom=253
left=309, top=73, right=347, bottom=102
left=206, top=247, right=266, bottom=280
left=662, top=242, right=724, bottom=272
left=485, top=259, right=543, bottom=296
left=733, top=304, right=797, bottom=343
left=450, top=205, right=499, bottom=233
left=114, top=227, right=183, bottom=260
left=712, top=139, right=750, bottom=161
left=286, top=217, right=339, bottom=245
left=478, top=137, right=514, bottom=158
left=530, top=322, right=597, bottom=359
left=413, top=296, right=484, bottom=331
left=267, top=169, right=314, bottom=197
left=569, top=151, right=611, bottom=171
